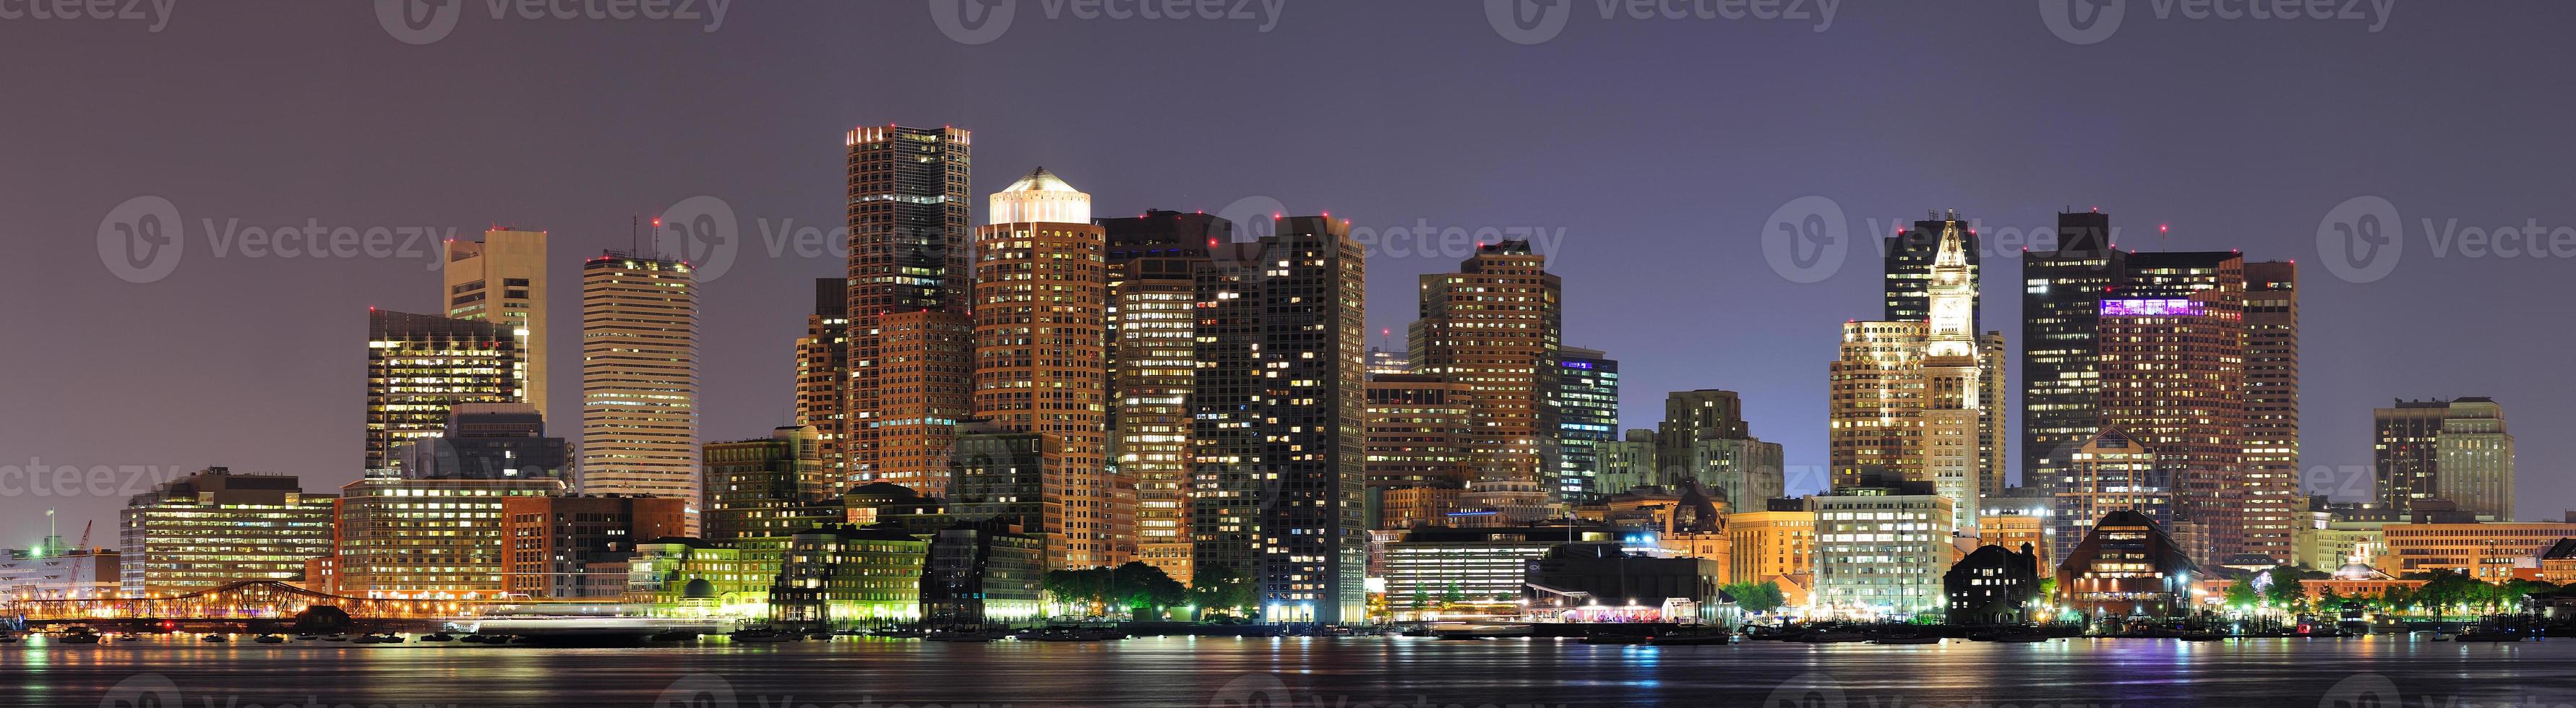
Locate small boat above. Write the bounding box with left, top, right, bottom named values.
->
left=0, top=634, right=17, bottom=644
left=351, top=635, right=382, bottom=644
left=322, top=634, right=351, bottom=642
left=294, top=634, right=318, bottom=641
left=254, top=635, right=285, bottom=644
left=58, top=629, right=103, bottom=645
left=2429, top=631, right=2456, bottom=642
left=200, top=634, right=230, bottom=643
left=729, top=629, right=801, bottom=643
left=1649, top=631, right=1739, bottom=646
left=419, top=633, right=456, bottom=642
left=1578, top=633, right=1649, bottom=644
left=1869, top=635, right=1943, bottom=645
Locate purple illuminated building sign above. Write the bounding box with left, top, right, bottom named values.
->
left=2100, top=298, right=2204, bottom=316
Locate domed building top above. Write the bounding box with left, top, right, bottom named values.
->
left=1001, top=166, right=1079, bottom=193
left=2332, top=561, right=2386, bottom=581
left=682, top=577, right=718, bottom=600
left=989, top=166, right=1092, bottom=224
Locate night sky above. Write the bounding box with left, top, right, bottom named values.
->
left=4, top=1, right=2570, bottom=541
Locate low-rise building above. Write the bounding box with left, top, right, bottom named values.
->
left=620, top=538, right=773, bottom=617
left=121, top=467, right=337, bottom=595
left=1524, top=543, right=1730, bottom=624
left=331, top=475, right=564, bottom=599
left=1945, top=543, right=2042, bottom=625
left=2056, top=509, right=2199, bottom=618
left=2379, top=522, right=2576, bottom=581
left=0, top=540, right=119, bottom=601
left=920, top=520, right=1045, bottom=626
left=1727, top=498, right=1816, bottom=608
left=499, top=495, right=689, bottom=598
left=1382, top=525, right=1616, bottom=620
left=770, top=524, right=929, bottom=629
left=1812, top=485, right=1953, bottom=620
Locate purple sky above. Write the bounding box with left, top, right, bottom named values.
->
left=4, top=2, right=2572, bottom=543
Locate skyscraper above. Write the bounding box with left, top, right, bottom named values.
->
left=2239, top=260, right=2301, bottom=561
left=1654, top=389, right=1784, bottom=512
left=1918, top=222, right=1987, bottom=534
left=577, top=251, right=699, bottom=516
left=2098, top=282, right=2246, bottom=564
left=1362, top=374, right=1478, bottom=488
left=1412, top=240, right=1563, bottom=491
left=1977, top=331, right=2009, bottom=498
left=365, top=308, right=517, bottom=471
left=1884, top=210, right=1980, bottom=328
left=844, top=125, right=974, bottom=489
left=793, top=278, right=850, bottom=483
left=1829, top=321, right=1923, bottom=489
left=1102, top=211, right=1221, bottom=583
left=2435, top=398, right=2514, bottom=521
left=392, top=402, right=569, bottom=480
left=971, top=167, right=1121, bottom=569
left=442, top=228, right=550, bottom=419
left=2020, top=210, right=2124, bottom=489
left=2374, top=399, right=2450, bottom=513
left=1555, top=347, right=1620, bottom=502
left=703, top=426, right=840, bottom=543
left=2049, top=429, right=2173, bottom=555
left=1192, top=216, right=1367, bottom=624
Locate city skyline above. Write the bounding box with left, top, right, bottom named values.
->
left=9, top=3, right=2575, bottom=535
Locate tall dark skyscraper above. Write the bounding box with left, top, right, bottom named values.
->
left=2095, top=253, right=2247, bottom=565
left=2019, top=210, right=2124, bottom=489
left=1191, top=216, right=1367, bottom=624
left=2239, top=261, right=2300, bottom=562
left=2374, top=399, right=2452, bottom=514
left=1100, top=209, right=1229, bottom=584
left=843, top=125, right=974, bottom=491
left=1554, top=347, right=1619, bottom=503
left=365, top=308, right=517, bottom=472
left=794, top=278, right=850, bottom=482
left=1884, top=210, right=1980, bottom=329
left=1412, top=240, right=1563, bottom=491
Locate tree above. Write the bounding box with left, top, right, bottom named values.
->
left=1188, top=563, right=1258, bottom=618
left=1721, top=581, right=1785, bottom=614
left=2224, top=578, right=2259, bottom=609
left=1107, top=561, right=1188, bottom=617
left=2264, top=566, right=2307, bottom=611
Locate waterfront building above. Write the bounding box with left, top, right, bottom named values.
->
left=1978, top=489, right=2055, bottom=569
left=1525, top=543, right=1729, bottom=624
left=1381, top=525, right=1615, bottom=620
left=2056, top=509, right=2199, bottom=618
left=620, top=538, right=772, bottom=617
left=577, top=251, right=699, bottom=520
left=499, top=495, right=689, bottom=598
left=393, top=403, right=569, bottom=480
left=1945, top=543, right=2043, bottom=625
left=768, top=524, right=929, bottom=629
left=703, top=426, right=841, bottom=543
left=1100, top=215, right=1216, bottom=584
left=1811, top=484, right=1953, bottom=619
left=442, top=228, right=551, bottom=417
left=1191, top=216, right=1368, bottom=625
left=366, top=309, right=517, bottom=472
left=1727, top=498, right=1816, bottom=606
left=1555, top=347, right=1620, bottom=502
left=2377, top=521, right=2576, bottom=581
left=843, top=125, right=975, bottom=491
left=919, top=520, right=1046, bottom=626
left=330, top=474, right=563, bottom=598
left=1, top=539, right=119, bottom=601
left=119, top=468, right=336, bottom=596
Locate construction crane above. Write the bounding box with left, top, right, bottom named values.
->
left=77, top=520, right=92, bottom=551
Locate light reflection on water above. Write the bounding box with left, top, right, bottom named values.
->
left=4, top=634, right=2573, bottom=707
